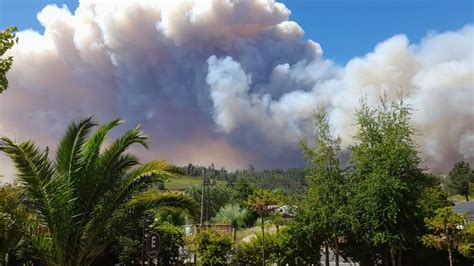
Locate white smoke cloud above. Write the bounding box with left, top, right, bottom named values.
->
left=0, top=0, right=472, bottom=181
left=206, top=26, right=474, bottom=172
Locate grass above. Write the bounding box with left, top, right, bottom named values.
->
left=164, top=176, right=227, bottom=191
left=449, top=193, right=474, bottom=203
left=235, top=224, right=279, bottom=241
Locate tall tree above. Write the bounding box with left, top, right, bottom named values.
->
left=300, top=107, right=349, bottom=266
left=421, top=207, right=468, bottom=266
left=350, top=96, right=424, bottom=266
left=448, top=161, right=473, bottom=201
left=0, top=26, right=18, bottom=94
left=0, top=117, right=195, bottom=265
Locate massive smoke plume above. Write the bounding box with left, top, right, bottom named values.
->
left=0, top=0, right=472, bottom=181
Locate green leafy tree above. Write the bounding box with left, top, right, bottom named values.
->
left=213, top=203, right=249, bottom=240
left=421, top=207, right=468, bottom=266
left=0, top=117, right=195, bottom=265
left=300, top=107, right=349, bottom=266
left=448, top=161, right=473, bottom=201
left=0, top=184, right=27, bottom=264
left=155, top=222, right=186, bottom=265
left=233, top=226, right=321, bottom=265
left=104, top=208, right=192, bottom=265
left=186, top=185, right=232, bottom=223
left=349, top=96, right=425, bottom=265
left=419, top=186, right=453, bottom=218
left=233, top=231, right=284, bottom=265
left=193, top=229, right=233, bottom=265
left=0, top=184, right=46, bottom=265
left=458, top=221, right=474, bottom=258
left=0, top=26, right=18, bottom=94
left=230, top=177, right=255, bottom=205
left=277, top=218, right=322, bottom=264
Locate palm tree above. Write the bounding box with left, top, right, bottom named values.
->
left=0, top=117, right=195, bottom=265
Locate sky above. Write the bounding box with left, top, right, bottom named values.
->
left=0, top=0, right=473, bottom=180
left=2, top=0, right=472, bottom=64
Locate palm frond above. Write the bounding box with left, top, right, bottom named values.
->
left=99, top=125, right=148, bottom=175
left=126, top=190, right=197, bottom=216
left=81, top=118, right=123, bottom=176
left=1, top=118, right=185, bottom=265
left=80, top=160, right=175, bottom=256
left=79, top=154, right=140, bottom=221
left=0, top=137, right=55, bottom=227
left=55, top=116, right=96, bottom=182
left=86, top=160, right=174, bottom=230
left=76, top=119, right=124, bottom=212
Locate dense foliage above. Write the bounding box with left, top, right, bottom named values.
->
left=0, top=26, right=17, bottom=94
left=448, top=161, right=473, bottom=201
left=193, top=229, right=233, bottom=265
left=177, top=163, right=307, bottom=195
left=0, top=184, right=45, bottom=265
left=300, top=107, right=350, bottom=265
left=422, top=207, right=472, bottom=266
left=0, top=117, right=195, bottom=265
left=1, top=96, right=472, bottom=265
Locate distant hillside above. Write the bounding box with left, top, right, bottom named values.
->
left=172, top=163, right=308, bottom=195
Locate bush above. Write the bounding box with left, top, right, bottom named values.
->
left=111, top=219, right=186, bottom=265
left=232, top=229, right=299, bottom=265
left=213, top=204, right=249, bottom=229
left=155, top=222, right=186, bottom=265
left=193, top=229, right=233, bottom=265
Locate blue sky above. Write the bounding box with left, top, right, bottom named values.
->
left=1, top=0, right=472, bottom=64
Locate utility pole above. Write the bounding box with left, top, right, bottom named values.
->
left=206, top=178, right=210, bottom=222
left=200, top=169, right=205, bottom=226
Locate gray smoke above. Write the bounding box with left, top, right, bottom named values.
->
left=0, top=0, right=472, bottom=181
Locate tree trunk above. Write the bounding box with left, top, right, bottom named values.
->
left=383, top=249, right=390, bottom=266
left=325, top=242, right=330, bottom=266
left=334, top=238, right=340, bottom=266
left=466, top=194, right=469, bottom=202
left=448, top=246, right=453, bottom=266
left=398, top=250, right=402, bottom=266
left=390, top=247, right=396, bottom=266
left=233, top=227, right=237, bottom=241
left=261, top=216, right=265, bottom=266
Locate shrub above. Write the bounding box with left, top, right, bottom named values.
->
left=155, top=222, right=186, bottom=265
left=233, top=230, right=295, bottom=265
left=193, top=229, right=233, bottom=265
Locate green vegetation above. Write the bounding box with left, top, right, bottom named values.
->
left=300, top=106, right=349, bottom=265
left=448, top=161, right=473, bottom=201
left=213, top=203, right=249, bottom=239
left=192, top=229, right=233, bottom=265
left=422, top=207, right=472, bottom=266
left=164, top=176, right=204, bottom=190
left=1, top=89, right=473, bottom=265
left=0, top=117, right=195, bottom=265
left=0, top=184, right=44, bottom=265
left=154, top=222, right=187, bottom=265
left=0, top=26, right=17, bottom=94
left=349, top=96, right=425, bottom=265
